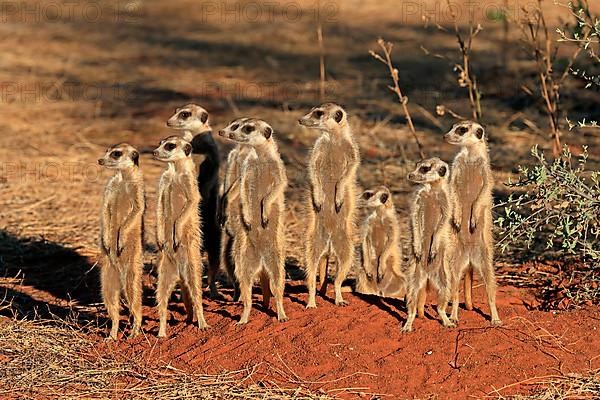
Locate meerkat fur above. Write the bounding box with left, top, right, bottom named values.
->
left=218, top=118, right=288, bottom=325
left=299, top=103, right=360, bottom=308
left=402, top=158, right=456, bottom=333
left=444, top=121, right=501, bottom=326
left=153, top=136, right=208, bottom=337
left=98, top=143, right=145, bottom=340
left=356, top=186, right=405, bottom=297
left=219, top=122, right=254, bottom=301
left=167, top=104, right=223, bottom=299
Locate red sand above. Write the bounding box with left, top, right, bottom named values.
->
left=98, top=282, right=600, bottom=398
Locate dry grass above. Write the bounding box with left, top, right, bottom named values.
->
left=491, top=371, right=600, bottom=399
left=0, top=316, right=337, bottom=400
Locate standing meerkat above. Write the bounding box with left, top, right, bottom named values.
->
left=402, top=158, right=456, bottom=333
left=218, top=118, right=289, bottom=325
left=444, top=121, right=501, bottom=326
left=167, top=104, right=222, bottom=299
left=219, top=119, right=253, bottom=302
left=153, top=136, right=208, bottom=337
left=97, top=143, right=144, bottom=340
left=299, top=103, right=360, bottom=308
left=356, top=186, right=405, bottom=297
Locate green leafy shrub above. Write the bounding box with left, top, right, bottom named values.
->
left=496, top=146, right=600, bottom=263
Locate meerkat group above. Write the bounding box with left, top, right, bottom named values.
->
left=97, top=102, right=501, bottom=339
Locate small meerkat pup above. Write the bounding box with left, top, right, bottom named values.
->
left=402, top=158, right=456, bottom=333
left=153, top=136, right=209, bottom=337
left=356, top=186, right=405, bottom=297
left=444, top=121, right=501, bottom=326
left=167, top=104, right=222, bottom=299
left=97, top=143, right=144, bottom=340
left=299, top=103, right=360, bottom=308
left=218, top=118, right=289, bottom=325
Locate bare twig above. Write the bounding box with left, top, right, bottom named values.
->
left=370, top=38, right=425, bottom=159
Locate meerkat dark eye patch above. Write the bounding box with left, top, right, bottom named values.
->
left=438, top=165, right=447, bottom=177
left=263, top=126, right=272, bottom=139
left=476, top=127, right=484, bottom=139
left=243, top=125, right=255, bottom=134
left=110, top=150, right=122, bottom=159
left=131, top=151, right=139, bottom=166
left=380, top=193, right=389, bottom=204
left=200, top=112, right=208, bottom=123
left=184, top=143, right=192, bottom=156
left=165, top=143, right=176, bottom=152
left=313, top=110, right=324, bottom=118
left=334, top=110, right=344, bottom=123
left=457, top=126, right=468, bottom=135
left=179, top=111, right=191, bottom=120
left=231, top=123, right=239, bottom=131
left=362, top=191, right=373, bottom=200
left=419, top=165, right=431, bottom=173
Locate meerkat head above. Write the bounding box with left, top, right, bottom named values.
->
left=153, top=136, right=192, bottom=162
left=98, top=143, right=140, bottom=170
left=444, top=121, right=486, bottom=147
left=217, top=118, right=274, bottom=146
left=166, top=104, right=210, bottom=132
left=361, top=186, right=392, bottom=208
left=407, top=157, right=449, bottom=184
left=298, top=103, right=347, bottom=131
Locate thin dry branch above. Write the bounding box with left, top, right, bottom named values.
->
left=370, top=38, right=425, bottom=159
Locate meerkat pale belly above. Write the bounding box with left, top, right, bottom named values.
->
left=455, top=162, right=485, bottom=245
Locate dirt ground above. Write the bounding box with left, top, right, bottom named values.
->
left=1, top=0, right=599, bottom=398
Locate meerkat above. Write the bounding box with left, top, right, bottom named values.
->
left=402, top=158, right=456, bottom=333
left=356, top=186, right=405, bottom=298
left=153, top=136, right=208, bottom=337
left=217, top=118, right=288, bottom=325
left=167, top=104, right=222, bottom=299
left=219, top=120, right=254, bottom=302
left=444, top=121, right=501, bottom=326
left=299, top=103, right=360, bottom=308
left=97, top=143, right=144, bottom=340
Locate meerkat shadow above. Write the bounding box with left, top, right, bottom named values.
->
left=354, top=292, right=408, bottom=324
left=0, top=230, right=100, bottom=322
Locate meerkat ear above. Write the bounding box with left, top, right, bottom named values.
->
left=439, top=165, right=447, bottom=177
left=200, top=112, right=208, bottom=123
left=263, top=126, right=273, bottom=139
left=475, top=127, right=485, bottom=140
left=184, top=142, right=192, bottom=156
left=380, top=193, right=389, bottom=204
left=334, top=110, right=344, bottom=123
left=131, top=150, right=139, bottom=166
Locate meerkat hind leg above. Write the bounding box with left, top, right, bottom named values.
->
left=334, top=244, right=353, bottom=306
left=156, top=255, right=178, bottom=338
left=102, top=263, right=121, bottom=340
left=181, top=284, right=194, bottom=324
left=402, top=276, right=426, bottom=333
left=306, top=241, right=327, bottom=309
left=431, top=280, right=455, bottom=328
left=260, top=270, right=271, bottom=309
left=476, top=248, right=502, bottom=326
left=417, top=284, right=427, bottom=318
left=318, top=256, right=328, bottom=296
left=267, top=256, right=288, bottom=322
left=464, top=267, right=474, bottom=311
left=125, top=264, right=142, bottom=338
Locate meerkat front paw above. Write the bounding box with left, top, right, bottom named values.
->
left=335, top=199, right=343, bottom=213
left=451, top=215, right=461, bottom=232
left=469, top=214, right=478, bottom=234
